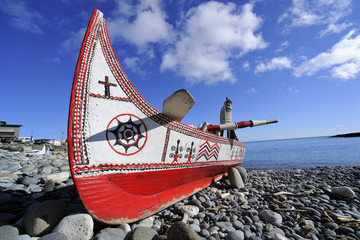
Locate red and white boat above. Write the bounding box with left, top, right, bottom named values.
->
left=68, top=9, right=277, bottom=224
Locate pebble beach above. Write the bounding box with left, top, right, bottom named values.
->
left=0, top=147, right=359, bottom=240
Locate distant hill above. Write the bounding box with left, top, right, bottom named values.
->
left=331, top=132, right=360, bottom=138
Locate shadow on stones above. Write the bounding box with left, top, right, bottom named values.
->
left=0, top=184, right=115, bottom=234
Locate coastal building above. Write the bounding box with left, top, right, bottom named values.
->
left=34, top=139, right=62, bottom=146
left=0, top=121, right=22, bottom=141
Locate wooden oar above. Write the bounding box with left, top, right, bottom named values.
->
left=162, top=89, right=195, bottom=121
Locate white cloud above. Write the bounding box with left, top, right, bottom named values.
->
left=279, top=0, right=352, bottom=37
left=293, top=30, right=360, bottom=81
left=161, top=2, right=267, bottom=84
left=60, top=27, right=86, bottom=53
left=124, top=57, right=140, bottom=71
left=47, top=58, right=61, bottom=64
left=0, top=0, right=45, bottom=34
left=331, top=62, right=360, bottom=80
left=255, top=57, right=292, bottom=74
left=278, top=85, right=300, bottom=93
left=245, top=87, right=257, bottom=94
left=107, top=0, right=173, bottom=47
left=288, top=87, right=300, bottom=93
left=318, top=22, right=353, bottom=38
left=123, top=57, right=145, bottom=75
left=242, top=61, right=250, bottom=71
left=275, top=41, right=289, bottom=53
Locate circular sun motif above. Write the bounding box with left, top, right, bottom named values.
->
left=106, top=114, right=147, bottom=155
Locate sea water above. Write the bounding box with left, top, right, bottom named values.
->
left=241, top=136, right=360, bottom=169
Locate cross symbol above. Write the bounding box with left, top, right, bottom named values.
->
left=98, top=76, right=117, bottom=98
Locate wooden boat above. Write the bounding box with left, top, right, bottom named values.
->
left=68, top=9, right=277, bottom=224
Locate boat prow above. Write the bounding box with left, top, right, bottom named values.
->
left=68, top=9, right=245, bottom=224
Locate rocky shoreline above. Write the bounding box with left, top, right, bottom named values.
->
left=0, top=148, right=359, bottom=240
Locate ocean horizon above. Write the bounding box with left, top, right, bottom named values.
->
left=241, top=136, right=360, bottom=169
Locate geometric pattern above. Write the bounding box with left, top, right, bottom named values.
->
left=106, top=114, right=147, bottom=156
left=196, top=141, right=220, bottom=161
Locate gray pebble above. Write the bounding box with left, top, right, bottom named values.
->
left=200, top=229, right=210, bottom=238
left=226, top=231, right=244, bottom=240
left=167, top=222, right=201, bottom=240
left=9, top=234, right=32, bottom=240
left=0, top=225, right=20, bottom=240
left=247, top=197, right=258, bottom=204
left=228, top=168, right=244, bottom=189
left=323, top=222, right=338, bottom=229
left=233, top=220, right=244, bottom=230
left=52, top=213, right=94, bottom=240
left=331, top=187, right=356, bottom=199
left=243, top=216, right=253, bottom=225
left=202, top=200, right=213, bottom=208
left=235, top=166, right=248, bottom=182
left=23, top=200, right=66, bottom=237
left=323, top=230, right=336, bottom=236
left=38, top=232, right=68, bottom=240
left=190, top=224, right=201, bottom=233
left=259, top=210, right=282, bottom=225
left=200, top=222, right=209, bottom=230
left=338, top=226, right=355, bottom=234
left=131, top=227, right=158, bottom=240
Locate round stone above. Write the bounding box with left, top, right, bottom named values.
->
left=137, top=216, right=154, bottom=228
left=228, top=168, right=244, bottom=189
left=200, top=229, right=210, bottom=238
left=0, top=225, right=20, bottom=240
left=131, top=227, right=157, bottom=240
left=235, top=166, right=248, bottom=182
left=167, top=222, right=201, bottom=240
left=23, top=200, right=66, bottom=237
left=338, top=226, right=355, bottom=234
left=232, top=220, right=244, bottom=230
left=259, top=210, right=282, bottom=225
left=38, top=232, right=68, bottom=240
left=9, top=234, right=33, bottom=240
left=189, top=224, right=201, bottom=233
left=52, top=213, right=94, bottom=240
left=43, top=172, right=69, bottom=183
left=323, top=222, right=338, bottom=229
left=331, top=186, right=356, bottom=199
left=118, top=223, right=131, bottom=233
left=226, top=230, right=244, bottom=240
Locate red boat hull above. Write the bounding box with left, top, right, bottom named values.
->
left=74, top=162, right=240, bottom=223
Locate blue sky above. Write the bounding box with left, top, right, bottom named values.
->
left=1, top=0, right=359, bottom=142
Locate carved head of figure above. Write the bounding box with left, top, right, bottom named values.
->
left=220, top=97, right=233, bottom=124
left=224, top=97, right=233, bottom=111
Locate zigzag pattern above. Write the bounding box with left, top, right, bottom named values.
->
left=196, top=142, right=220, bottom=161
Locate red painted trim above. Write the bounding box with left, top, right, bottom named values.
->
left=75, top=162, right=240, bottom=223
left=89, top=93, right=130, bottom=101
left=68, top=9, right=99, bottom=168
left=73, top=159, right=243, bottom=175
left=161, top=128, right=171, bottom=162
